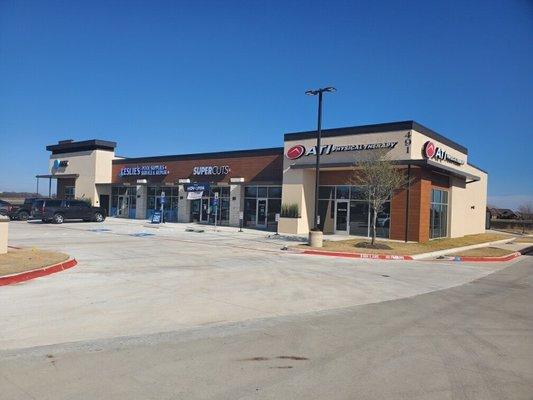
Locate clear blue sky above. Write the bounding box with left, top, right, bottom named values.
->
left=1, top=0, right=531, bottom=208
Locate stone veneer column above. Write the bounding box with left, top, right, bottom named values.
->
left=135, top=185, right=147, bottom=219
left=177, top=185, right=190, bottom=223
left=229, top=184, right=243, bottom=227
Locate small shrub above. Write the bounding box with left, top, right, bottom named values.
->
left=281, top=203, right=300, bottom=218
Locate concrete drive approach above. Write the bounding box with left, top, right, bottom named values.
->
left=1, top=255, right=531, bottom=399
left=1, top=219, right=531, bottom=399
left=1, top=219, right=508, bottom=350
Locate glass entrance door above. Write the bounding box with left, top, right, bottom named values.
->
left=200, top=197, right=209, bottom=222
left=117, top=195, right=129, bottom=218
left=335, top=200, right=349, bottom=234
left=256, top=199, right=267, bottom=229
left=190, top=199, right=201, bottom=222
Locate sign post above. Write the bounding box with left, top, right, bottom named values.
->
left=160, top=191, right=166, bottom=223
left=213, top=192, right=219, bottom=231
left=275, top=213, right=280, bottom=236
left=239, top=211, right=244, bottom=232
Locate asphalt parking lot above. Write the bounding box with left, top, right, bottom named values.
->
left=1, top=218, right=508, bottom=351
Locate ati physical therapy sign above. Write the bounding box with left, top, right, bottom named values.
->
left=423, top=141, right=465, bottom=165
left=119, top=165, right=169, bottom=177
left=286, top=141, right=398, bottom=160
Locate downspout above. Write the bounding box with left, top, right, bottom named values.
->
left=404, top=164, right=411, bottom=242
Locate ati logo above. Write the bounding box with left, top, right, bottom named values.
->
left=423, top=141, right=465, bottom=165
left=286, top=145, right=306, bottom=160
left=424, top=141, right=437, bottom=159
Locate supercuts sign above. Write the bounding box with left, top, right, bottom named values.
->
left=423, top=141, right=465, bottom=165
left=192, top=165, right=230, bottom=176
left=119, top=165, right=169, bottom=177
left=286, top=141, right=398, bottom=160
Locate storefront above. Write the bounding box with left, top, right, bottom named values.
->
left=42, top=120, right=487, bottom=242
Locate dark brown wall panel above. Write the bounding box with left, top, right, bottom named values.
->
left=112, top=154, right=283, bottom=185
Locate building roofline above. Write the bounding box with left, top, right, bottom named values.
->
left=112, top=147, right=284, bottom=164
left=466, top=161, right=488, bottom=174
left=284, top=120, right=468, bottom=155
left=46, top=139, right=117, bottom=155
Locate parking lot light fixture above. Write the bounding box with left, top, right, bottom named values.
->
left=305, top=86, right=337, bottom=231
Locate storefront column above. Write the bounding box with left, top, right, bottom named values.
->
left=177, top=185, right=190, bottom=223
left=229, top=184, right=243, bottom=227
left=135, top=185, right=147, bottom=219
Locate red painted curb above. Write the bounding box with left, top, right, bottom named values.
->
left=0, top=259, right=77, bottom=286
left=302, top=249, right=413, bottom=260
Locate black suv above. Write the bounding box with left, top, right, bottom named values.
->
left=9, top=197, right=49, bottom=220
left=32, top=199, right=106, bottom=224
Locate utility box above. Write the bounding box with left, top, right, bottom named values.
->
left=0, top=216, right=8, bottom=254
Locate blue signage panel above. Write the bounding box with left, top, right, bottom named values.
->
left=212, top=198, right=219, bottom=206
left=119, top=165, right=169, bottom=177
left=184, top=183, right=210, bottom=192
left=151, top=211, right=162, bottom=224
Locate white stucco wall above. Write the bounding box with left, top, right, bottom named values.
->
left=449, top=164, right=488, bottom=237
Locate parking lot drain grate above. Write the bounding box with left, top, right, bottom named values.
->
left=131, top=232, right=155, bottom=237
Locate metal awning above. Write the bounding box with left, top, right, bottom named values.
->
left=289, top=159, right=480, bottom=182
left=34, top=174, right=80, bottom=198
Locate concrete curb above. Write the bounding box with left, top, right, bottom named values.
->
left=301, top=249, right=413, bottom=260
left=0, top=259, right=77, bottom=286
left=410, top=238, right=515, bottom=260
left=439, top=252, right=521, bottom=262
left=440, top=245, right=533, bottom=263
left=296, top=237, right=525, bottom=262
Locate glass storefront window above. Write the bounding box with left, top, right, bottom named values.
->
left=111, top=186, right=137, bottom=218
left=245, top=186, right=257, bottom=198
left=336, top=186, right=350, bottom=200
left=430, top=188, right=448, bottom=239
left=189, top=185, right=230, bottom=226
left=257, top=186, right=268, bottom=198
left=317, top=184, right=390, bottom=238
left=268, top=186, right=282, bottom=199
left=350, top=186, right=366, bottom=200
left=374, top=202, right=390, bottom=239
left=244, top=185, right=282, bottom=230
left=147, top=186, right=178, bottom=222
left=319, top=186, right=335, bottom=200
left=64, top=186, right=75, bottom=200
left=244, top=198, right=257, bottom=226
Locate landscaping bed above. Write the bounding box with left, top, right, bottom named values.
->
left=299, top=233, right=513, bottom=256
left=447, top=247, right=515, bottom=257
left=0, top=248, right=69, bottom=277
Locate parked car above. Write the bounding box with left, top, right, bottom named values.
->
left=32, top=199, right=106, bottom=224
left=0, top=199, right=13, bottom=216
left=9, top=197, right=49, bottom=220
left=377, top=212, right=390, bottom=227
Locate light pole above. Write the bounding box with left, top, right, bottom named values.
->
left=305, top=86, right=336, bottom=231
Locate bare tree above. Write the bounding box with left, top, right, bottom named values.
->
left=517, top=202, right=533, bottom=234
left=350, top=151, right=410, bottom=246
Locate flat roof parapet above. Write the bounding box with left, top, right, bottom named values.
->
left=46, top=139, right=117, bottom=154
left=284, top=120, right=468, bottom=155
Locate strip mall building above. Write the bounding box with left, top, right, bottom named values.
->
left=41, top=121, right=487, bottom=242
